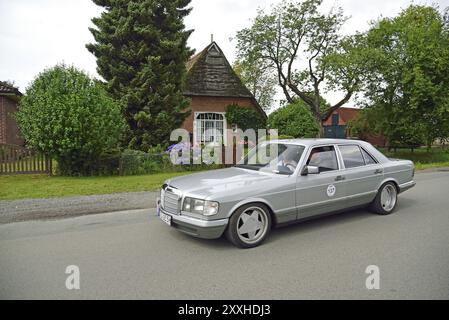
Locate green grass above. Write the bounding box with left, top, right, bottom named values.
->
left=0, top=171, right=195, bottom=201
left=379, top=147, right=449, bottom=170
left=1, top=147, right=449, bottom=201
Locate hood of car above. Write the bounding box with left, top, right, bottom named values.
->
left=166, top=167, right=284, bottom=199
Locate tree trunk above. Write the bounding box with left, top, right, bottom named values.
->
left=316, top=115, right=324, bottom=138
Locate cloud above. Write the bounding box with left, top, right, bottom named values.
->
left=0, top=0, right=445, bottom=107
left=185, top=0, right=275, bottom=60
left=0, top=0, right=102, bottom=91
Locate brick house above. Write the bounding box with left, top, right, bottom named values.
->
left=322, top=107, right=387, bottom=147
left=0, top=81, right=23, bottom=146
left=182, top=42, right=266, bottom=145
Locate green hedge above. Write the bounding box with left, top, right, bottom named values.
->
left=225, top=104, right=266, bottom=132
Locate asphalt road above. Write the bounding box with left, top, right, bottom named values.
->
left=1, top=170, right=448, bottom=299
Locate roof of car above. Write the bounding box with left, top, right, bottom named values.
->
left=264, top=138, right=391, bottom=163
left=270, top=138, right=365, bottom=146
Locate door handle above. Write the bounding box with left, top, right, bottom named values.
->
left=335, top=175, right=346, bottom=181
left=374, top=169, right=383, bottom=174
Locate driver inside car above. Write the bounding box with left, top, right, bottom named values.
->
left=277, top=149, right=299, bottom=172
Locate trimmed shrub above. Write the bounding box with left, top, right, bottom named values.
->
left=268, top=101, right=319, bottom=138
left=16, top=64, right=126, bottom=175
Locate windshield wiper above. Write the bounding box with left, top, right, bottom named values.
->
left=234, top=164, right=261, bottom=171
left=271, top=169, right=291, bottom=175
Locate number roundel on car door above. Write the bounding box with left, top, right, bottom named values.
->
left=327, top=184, right=336, bottom=197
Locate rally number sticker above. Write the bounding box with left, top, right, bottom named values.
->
left=327, top=184, right=336, bottom=197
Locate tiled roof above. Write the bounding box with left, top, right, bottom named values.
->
left=185, top=42, right=253, bottom=98
left=184, top=42, right=266, bottom=118
left=186, top=48, right=206, bottom=72
left=322, top=107, right=361, bottom=125
left=0, top=81, right=22, bottom=96
left=337, top=107, right=360, bottom=124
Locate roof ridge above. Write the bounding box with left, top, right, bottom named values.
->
left=0, top=81, right=22, bottom=96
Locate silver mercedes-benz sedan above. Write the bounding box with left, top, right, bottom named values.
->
left=157, top=139, right=416, bottom=248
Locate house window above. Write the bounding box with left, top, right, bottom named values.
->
left=195, top=113, right=225, bottom=144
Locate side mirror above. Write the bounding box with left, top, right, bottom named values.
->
left=301, top=165, right=319, bottom=175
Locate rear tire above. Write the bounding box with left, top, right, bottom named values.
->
left=225, top=203, right=272, bottom=248
left=370, top=182, right=398, bottom=215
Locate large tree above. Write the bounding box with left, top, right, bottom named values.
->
left=232, top=57, right=277, bottom=112
left=235, top=0, right=367, bottom=136
left=87, top=0, right=193, bottom=151
left=359, top=5, right=449, bottom=148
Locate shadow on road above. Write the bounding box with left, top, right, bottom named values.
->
left=268, top=208, right=374, bottom=243
left=166, top=197, right=419, bottom=250
left=168, top=230, right=231, bottom=249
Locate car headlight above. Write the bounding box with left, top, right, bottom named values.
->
left=182, top=197, right=219, bottom=216
left=204, top=200, right=220, bottom=216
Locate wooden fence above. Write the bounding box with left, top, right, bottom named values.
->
left=0, top=144, right=52, bottom=175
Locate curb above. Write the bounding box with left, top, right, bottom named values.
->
left=0, top=191, right=158, bottom=224
left=415, top=166, right=449, bottom=173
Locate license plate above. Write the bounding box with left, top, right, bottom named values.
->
left=159, top=211, right=171, bottom=226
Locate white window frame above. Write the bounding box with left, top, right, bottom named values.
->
left=193, top=112, right=227, bottom=145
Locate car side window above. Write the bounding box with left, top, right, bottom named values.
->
left=306, top=146, right=339, bottom=172
left=339, top=145, right=365, bottom=168
left=360, top=148, right=377, bottom=165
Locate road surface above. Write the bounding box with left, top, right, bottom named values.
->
left=1, top=170, right=448, bottom=299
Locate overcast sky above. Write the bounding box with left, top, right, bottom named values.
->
left=1, top=0, right=447, bottom=108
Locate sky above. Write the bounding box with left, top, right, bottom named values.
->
left=1, top=0, right=448, bottom=109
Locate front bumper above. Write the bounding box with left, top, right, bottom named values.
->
left=159, top=206, right=228, bottom=239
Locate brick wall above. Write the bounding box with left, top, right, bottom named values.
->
left=0, top=96, right=5, bottom=144
left=0, top=96, right=24, bottom=145
left=322, top=107, right=360, bottom=126
left=181, top=95, right=258, bottom=132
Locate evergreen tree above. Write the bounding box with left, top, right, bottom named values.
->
left=87, top=0, right=193, bottom=150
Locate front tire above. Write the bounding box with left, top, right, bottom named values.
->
left=370, top=182, right=398, bottom=215
left=225, top=203, right=272, bottom=248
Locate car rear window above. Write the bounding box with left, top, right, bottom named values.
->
left=339, top=145, right=365, bottom=168
left=361, top=148, right=377, bottom=165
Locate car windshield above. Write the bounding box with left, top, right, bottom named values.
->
left=236, top=142, right=305, bottom=175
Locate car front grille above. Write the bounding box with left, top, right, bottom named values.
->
left=163, top=187, right=180, bottom=214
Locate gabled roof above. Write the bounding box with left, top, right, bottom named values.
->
left=335, top=107, right=360, bottom=124
left=185, top=42, right=266, bottom=118
left=0, top=81, right=22, bottom=97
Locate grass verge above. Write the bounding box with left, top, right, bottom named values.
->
left=0, top=171, right=194, bottom=201
left=379, top=147, right=449, bottom=170
left=1, top=147, right=449, bottom=201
